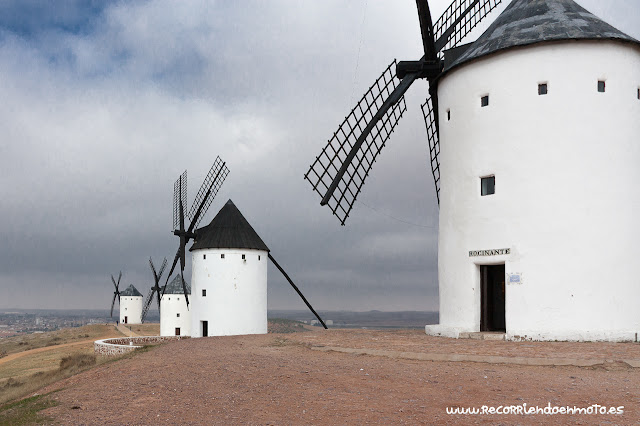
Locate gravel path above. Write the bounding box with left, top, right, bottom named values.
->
left=41, top=329, right=640, bottom=424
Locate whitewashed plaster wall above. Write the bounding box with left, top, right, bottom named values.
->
left=160, top=293, right=192, bottom=337
left=120, top=296, right=143, bottom=325
left=426, top=40, right=640, bottom=341
left=190, top=248, right=268, bottom=337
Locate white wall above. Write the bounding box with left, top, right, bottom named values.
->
left=120, top=296, right=143, bottom=324
left=190, top=248, right=268, bottom=337
left=160, top=294, right=191, bottom=336
left=427, top=40, right=640, bottom=341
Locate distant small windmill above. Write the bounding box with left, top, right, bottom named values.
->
left=164, top=156, right=230, bottom=307
left=141, top=257, right=167, bottom=323
left=109, top=272, right=122, bottom=318
left=305, top=0, right=503, bottom=224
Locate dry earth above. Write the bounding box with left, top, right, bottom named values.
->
left=39, top=329, right=640, bottom=425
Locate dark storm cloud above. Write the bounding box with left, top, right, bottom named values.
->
left=0, top=0, right=637, bottom=311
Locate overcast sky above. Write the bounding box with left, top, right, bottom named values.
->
left=1, top=0, right=638, bottom=313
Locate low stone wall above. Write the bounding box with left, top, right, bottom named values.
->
left=94, top=336, right=188, bottom=356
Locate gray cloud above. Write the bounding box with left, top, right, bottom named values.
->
left=0, top=0, right=636, bottom=312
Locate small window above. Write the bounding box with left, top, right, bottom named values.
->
left=175, top=327, right=180, bottom=336
left=203, top=254, right=206, bottom=260
left=258, top=255, right=261, bottom=261
left=177, top=313, right=180, bottom=318
left=538, top=83, right=548, bottom=95
left=168, top=297, right=170, bottom=301
left=202, top=289, right=206, bottom=297
left=637, top=88, right=639, bottom=99
left=242, top=254, right=246, bottom=260
left=481, top=95, right=489, bottom=107
left=481, top=176, right=495, bottom=196
left=221, top=254, right=225, bottom=259
left=598, top=80, right=606, bottom=93
left=447, top=109, right=451, bottom=121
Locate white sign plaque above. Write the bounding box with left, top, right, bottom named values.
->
left=507, top=273, right=523, bottom=285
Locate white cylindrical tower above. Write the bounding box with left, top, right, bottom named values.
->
left=189, top=200, right=269, bottom=337
left=119, top=284, right=143, bottom=325
left=426, top=0, right=640, bottom=341
left=160, top=275, right=191, bottom=336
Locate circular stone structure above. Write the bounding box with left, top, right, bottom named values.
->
left=426, top=0, right=640, bottom=341
left=189, top=200, right=269, bottom=337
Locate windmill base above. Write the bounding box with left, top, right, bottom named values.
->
left=425, top=325, right=640, bottom=343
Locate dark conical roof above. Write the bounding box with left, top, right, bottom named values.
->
left=164, top=275, right=191, bottom=295
left=190, top=200, right=269, bottom=252
left=120, top=284, right=142, bottom=297
left=445, top=0, right=639, bottom=72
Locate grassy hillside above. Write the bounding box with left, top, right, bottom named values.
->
left=0, top=324, right=124, bottom=406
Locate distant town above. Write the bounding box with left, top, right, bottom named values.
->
left=0, top=309, right=438, bottom=338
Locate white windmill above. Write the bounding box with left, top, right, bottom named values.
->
left=160, top=275, right=191, bottom=337
left=119, top=284, right=143, bottom=325
left=306, top=0, right=640, bottom=341
left=167, top=159, right=327, bottom=338
left=190, top=200, right=270, bottom=337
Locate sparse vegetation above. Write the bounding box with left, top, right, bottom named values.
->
left=59, top=354, right=96, bottom=372
left=0, top=392, right=59, bottom=425
left=127, top=324, right=160, bottom=336
left=0, top=324, right=119, bottom=357
left=268, top=318, right=307, bottom=334
left=0, top=352, right=99, bottom=406
left=0, top=325, right=126, bottom=407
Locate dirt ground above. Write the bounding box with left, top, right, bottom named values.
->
left=40, top=328, right=640, bottom=424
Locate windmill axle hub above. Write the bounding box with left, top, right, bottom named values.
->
left=396, top=60, right=442, bottom=80
left=173, top=229, right=196, bottom=239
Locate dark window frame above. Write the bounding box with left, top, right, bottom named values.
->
left=538, top=83, right=548, bottom=95
left=481, top=176, right=496, bottom=196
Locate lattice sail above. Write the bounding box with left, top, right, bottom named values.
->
left=305, top=60, right=407, bottom=225
left=422, top=94, right=440, bottom=204
left=141, top=288, right=155, bottom=323
left=173, top=170, right=187, bottom=230
left=188, top=156, right=230, bottom=229
left=434, top=0, right=502, bottom=52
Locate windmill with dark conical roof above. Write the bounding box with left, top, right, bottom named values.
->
left=119, top=284, right=143, bottom=325
left=306, top=0, right=640, bottom=341
left=160, top=275, right=191, bottom=336
left=190, top=199, right=326, bottom=337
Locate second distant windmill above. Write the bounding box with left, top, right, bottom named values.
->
left=164, top=156, right=230, bottom=307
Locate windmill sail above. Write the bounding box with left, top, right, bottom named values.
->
left=173, top=170, right=187, bottom=231
left=305, top=60, right=407, bottom=225
left=421, top=93, right=441, bottom=204
left=141, top=288, right=155, bottom=322
left=434, top=0, right=502, bottom=52
left=188, top=157, right=230, bottom=229
left=165, top=157, right=230, bottom=307
left=306, top=0, right=504, bottom=223
left=110, top=272, right=122, bottom=318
